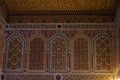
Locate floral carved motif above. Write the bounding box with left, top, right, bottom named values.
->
left=6, top=37, right=23, bottom=71
left=50, top=36, right=68, bottom=72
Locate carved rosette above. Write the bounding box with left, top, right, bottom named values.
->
left=50, top=35, right=68, bottom=72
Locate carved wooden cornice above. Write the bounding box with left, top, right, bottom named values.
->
left=8, top=10, right=113, bottom=16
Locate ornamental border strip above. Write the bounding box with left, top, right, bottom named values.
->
left=6, top=23, right=114, bottom=30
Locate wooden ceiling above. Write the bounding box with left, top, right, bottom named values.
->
left=1, top=0, right=119, bottom=15
left=4, top=0, right=116, bottom=11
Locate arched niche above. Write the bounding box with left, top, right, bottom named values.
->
left=50, top=35, right=68, bottom=72
left=5, top=36, right=24, bottom=72
left=94, top=36, right=112, bottom=72
left=27, top=36, right=47, bottom=72
left=71, top=36, right=91, bottom=72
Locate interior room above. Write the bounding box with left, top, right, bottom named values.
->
left=0, top=0, right=120, bottom=80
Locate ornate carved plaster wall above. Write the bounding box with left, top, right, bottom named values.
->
left=3, top=23, right=118, bottom=80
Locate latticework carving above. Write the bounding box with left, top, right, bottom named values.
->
left=6, top=37, right=23, bottom=71
left=28, top=37, right=45, bottom=71
left=73, top=37, right=89, bottom=71
left=95, top=36, right=111, bottom=72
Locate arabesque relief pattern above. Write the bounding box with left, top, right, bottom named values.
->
left=6, top=37, right=23, bottom=72
left=50, top=35, right=68, bottom=72
left=95, top=36, right=111, bottom=72
left=4, top=24, right=117, bottom=80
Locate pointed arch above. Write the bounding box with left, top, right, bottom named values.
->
left=49, top=34, right=68, bottom=72
left=27, top=35, right=47, bottom=72
left=94, top=36, right=112, bottom=72
left=71, top=35, right=91, bottom=72
left=5, top=36, right=24, bottom=72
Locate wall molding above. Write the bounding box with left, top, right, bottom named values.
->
left=6, top=23, right=114, bottom=30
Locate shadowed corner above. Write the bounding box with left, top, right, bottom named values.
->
left=1, top=74, right=4, bottom=80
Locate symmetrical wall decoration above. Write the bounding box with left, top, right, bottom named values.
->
left=4, top=23, right=117, bottom=80
left=28, top=37, right=45, bottom=71
left=6, top=36, right=23, bottom=72
left=50, top=34, right=68, bottom=72
left=73, top=37, right=90, bottom=72
left=94, top=36, right=112, bottom=72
